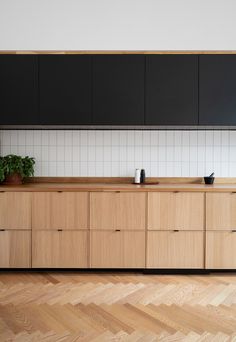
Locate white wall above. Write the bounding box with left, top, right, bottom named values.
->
left=0, top=130, right=235, bottom=177
left=0, top=0, right=236, bottom=50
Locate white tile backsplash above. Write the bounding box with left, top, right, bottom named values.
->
left=1, top=130, right=236, bottom=177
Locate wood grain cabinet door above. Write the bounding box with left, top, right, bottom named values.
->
left=147, top=231, right=204, bottom=269
left=148, top=192, right=204, bottom=231
left=90, top=192, right=146, bottom=230
left=32, top=192, right=88, bottom=230
left=206, top=193, right=236, bottom=230
left=90, top=192, right=118, bottom=229
left=0, top=230, right=31, bottom=268
left=90, top=231, right=145, bottom=268
left=206, top=231, right=236, bottom=269
left=0, top=192, right=31, bottom=229
left=32, top=230, right=88, bottom=268
left=117, top=193, right=146, bottom=230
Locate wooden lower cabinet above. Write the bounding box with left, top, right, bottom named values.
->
left=147, top=231, right=204, bottom=269
left=32, top=192, right=88, bottom=230
left=206, top=193, right=236, bottom=230
left=0, top=192, right=31, bottom=229
left=90, top=231, right=145, bottom=268
left=148, top=192, right=204, bottom=231
left=90, top=192, right=146, bottom=230
left=206, top=231, right=236, bottom=269
left=0, top=230, right=31, bottom=268
left=32, top=230, right=88, bottom=268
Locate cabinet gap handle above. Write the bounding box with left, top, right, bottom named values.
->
left=57, top=229, right=63, bottom=232
left=232, top=230, right=236, bottom=232
left=173, top=230, right=179, bottom=232
left=0, top=191, right=5, bottom=193
left=0, top=229, right=5, bottom=231
left=57, top=191, right=63, bottom=193
left=115, top=229, right=121, bottom=232
left=173, top=191, right=179, bottom=194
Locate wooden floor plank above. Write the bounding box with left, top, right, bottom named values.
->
left=1, top=272, right=236, bottom=341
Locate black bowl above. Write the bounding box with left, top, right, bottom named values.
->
left=204, top=177, right=215, bottom=185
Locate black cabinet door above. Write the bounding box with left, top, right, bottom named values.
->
left=199, top=55, right=236, bottom=125
left=93, top=55, right=145, bottom=125
left=0, top=55, right=38, bottom=125
left=39, top=55, right=92, bottom=125
left=146, top=55, right=198, bottom=125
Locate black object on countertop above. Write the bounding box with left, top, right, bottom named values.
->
left=140, top=169, right=146, bottom=184
left=204, top=172, right=215, bottom=185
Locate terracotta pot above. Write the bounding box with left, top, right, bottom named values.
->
left=3, top=173, right=23, bottom=185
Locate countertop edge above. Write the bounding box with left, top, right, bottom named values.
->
left=1, top=183, right=236, bottom=192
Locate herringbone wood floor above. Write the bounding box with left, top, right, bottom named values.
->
left=1, top=272, right=236, bottom=341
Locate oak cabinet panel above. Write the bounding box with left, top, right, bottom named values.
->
left=32, top=230, right=88, bottom=268
left=0, top=230, right=31, bottom=268
left=0, top=192, right=31, bottom=229
left=148, top=192, right=204, bottom=230
left=147, top=231, right=204, bottom=269
left=206, top=193, right=236, bottom=230
left=206, top=231, right=236, bottom=269
left=32, top=192, right=88, bottom=230
left=90, top=231, right=145, bottom=268
left=90, top=192, right=116, bottom=229
left=90, top=192, right=146, bottom=230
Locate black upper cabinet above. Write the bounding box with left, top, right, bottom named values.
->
left=39, top=55, right=92, bottom=125
left=199, top=55, right=236, bottom=125
left=0, top=55, right=38, bottom=125
left=145, top=55, right=198, bottom=125
left=3, top=54, right=236, bottom=128
left=92, top=55, right=145, bottom=125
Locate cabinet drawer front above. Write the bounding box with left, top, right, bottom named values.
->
left=206, top=193, right=236, bottom=230
left=90, top=192, right=146, bottom=230
left=206, top=231, right=236, bottom=269
left=90, top=231, right=145, bottom=268
left=148, top=192, right=204, bottom=231
left=90, top=192, right=117, bottom=229
left=0, top=192, right=31, bottom=229
left=147, top=231, right=204, bottom=269
left=0, top=230, right=31, bottom=268
left=32, top=192, right=88, bottom=230
left=32, top=231, right=88, bottom=268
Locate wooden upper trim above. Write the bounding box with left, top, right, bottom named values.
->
left=1, top=50, right=236, bottom=55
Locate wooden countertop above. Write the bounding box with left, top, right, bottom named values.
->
left=1, top=182, right=236, bottom=192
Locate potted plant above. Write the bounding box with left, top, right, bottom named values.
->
left=0, top=155, right=35, bottom=185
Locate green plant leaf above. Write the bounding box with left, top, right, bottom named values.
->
left=0, top=154, right=35, bottom=181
